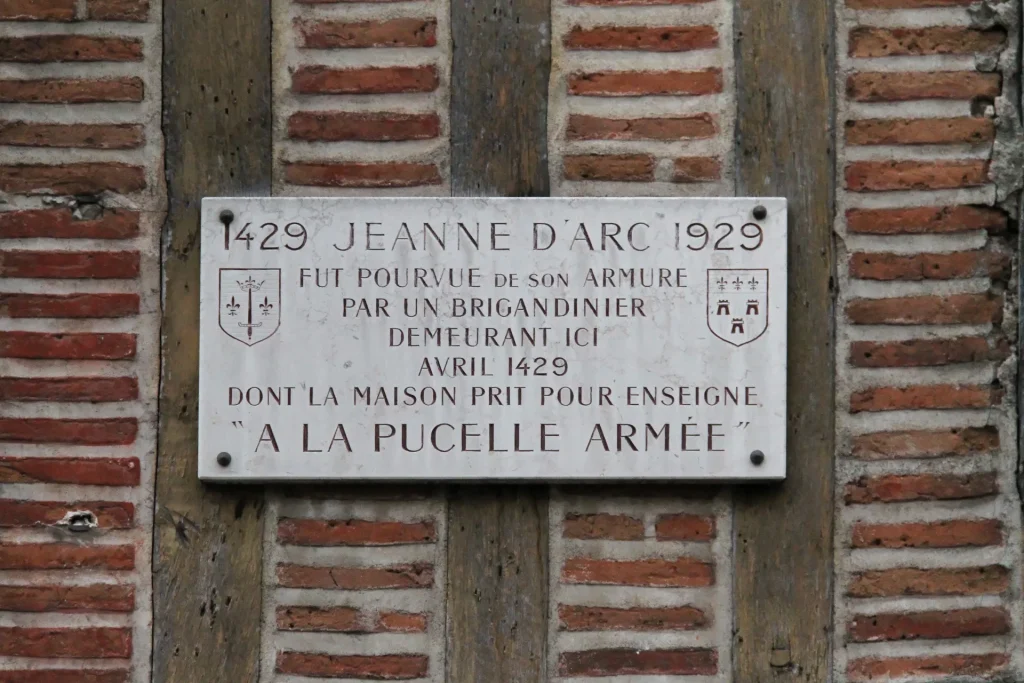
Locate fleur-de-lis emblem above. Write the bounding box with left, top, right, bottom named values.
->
left=748, top=276, right=760, bottom=290
left=259, top=296, right=274, bottom=316
left=225, top=296, right=240, bottom=316
left=716, top=276, right=728, bottom=291
left=732, top=277, right=743, bottom=290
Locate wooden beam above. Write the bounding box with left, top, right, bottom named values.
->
left=153, top=2, right=272, bottom=681
left=447, top=0, right=551, bottom=680
left=732, top=0, right=836, bottom=679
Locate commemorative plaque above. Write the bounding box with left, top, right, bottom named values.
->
left=198, top=197, right=787, bottom=481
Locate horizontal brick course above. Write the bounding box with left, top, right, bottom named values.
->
left=847, top=654, right=1008, bottom=681
left=0, top=0, right=76, bottom=20
left=848, top=0, right=980, bottom=6
left=0, top=627, right=131, bottom=658
left=285, top=162, right=442, bottom=188
left=0, top=77, right=144, bottom=104
left=846, top=205, right=1006, bottom=235
left=277, top=606, right=427, bottom=633
left=673, top=156, right=721, bottom=182
left=0, top=209, right=140, bottom=239
left=288, top=111, right=440, bottom=142
left=0, top=122, right=145, bottom=149
left=847, top=295, right=1003, bottom=325
left=849, top=383, right=1002, bottom=412
left=0, top=543, right=134, bottom=570
left=654, top=513, right=715, bottom=541
left=848, top=565, right=1009, bottom=597
left=0, top=417, right=138, bottom=445
left=846, top=117, right=994, bottom=146
left=0, top=331, right=136, bottom=359
left=559, top=648, right=717, bottom=676
left=849, top=252, right=1009, bottom=281
left=847, top=607, right=1009, bottom=642
left=849, top=336, right=1008, bottom=368
left=849, top=27, right=1005, bottom=58
left=0, top=376, right=138, bottom=402
left=277, top=652, right=428, bottom=679
left=85, top=0, right=149, bottom=21
left=852, top=519, right=1003, bottom=548
left=0, top=584, right=135, bottom=612
left=0, top=456, right=140, bottom=485
left=298, top=18, right=437, bottom=49
left=0, top=500, right=134, bottom=529
left=567, top=68, right=722, bottom=96
left=847, top=71, right=1001, bottom=102
left=0, top=671, right=129, bottom=683
left=846, top=160, right=988, bottom=192
left=562, top=557, right=713, bottom=587
left=0, top=293, right=140, bottom=318
left=563, top=513, right=644, bottom=540
left=558, top=604, right=708, bottom=631
left=277, top=562, right=434, bottom=590
left=0, top=36, right=143, bottom=63
left=567, top=114, right=715, bottom=140
left=563, top=154, right=654, bottom=182
left=0, top=250, right=139, bottom=279
left=277, top=518, right=437, bottom=546
left=845, top=472, right=998, bottom=504
left=850, top=426, right=999, bottom=459
left=292, top=65, right=439, bottom=94
left=0, top=163, right=146, bottom=195
left=564, top=25, right=718, bottom=52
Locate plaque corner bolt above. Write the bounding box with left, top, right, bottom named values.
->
left=750, top=450, right=765, bottom=466
left=219, top=209, right=234, bottom=226
left=216, top=452, right=232, bottom=467
left=752, top=205, right=768, bottom=221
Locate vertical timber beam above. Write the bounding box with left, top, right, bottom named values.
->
left=154, top=2, right=272, bottom=681
left=733, top=0, right=835, bottom=680
left=447, top=0, right=551, bottom=681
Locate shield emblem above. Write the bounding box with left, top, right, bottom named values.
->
left=707, top=269, right=768, bottom=347
left=219, top=268, right=281, bottom=346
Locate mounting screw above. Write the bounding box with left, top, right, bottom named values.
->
left=217, top=452, right=232, bottom=467
left=750, top=450, right=765, bottom=466
left=752, top=205, right=768, bottom=221
left=219, top=210, right=234, bottom=226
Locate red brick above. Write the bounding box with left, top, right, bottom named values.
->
left=0, top=543, right=134, bottom=570
left=849, top=336, right=1008, bottom=368
left=0, top=122, right=144, bottom=149
left=0, top=418, right=137, bottom=445
left=848, top=607, right=1008, bottom=642
left=0, top=36, right=142, bottom=62
left=0, top=332, right=135, bottom=359
left=0, top=163, right=146, bottom=195
left=563, top=513, right=644, bottom=540
left=564, top=154, right=654, bottom=182
left=567, top=114, right=715, bottom=140
left=292, top=65, right=439, bottom=94
left=848, top=654, right=1008, bottom=681
left=0, top=456, right=140, bottom=486
left=845, top=472, right=998, bottom=504
left=850, top=27, right=1005, bottom=57
left=852, top=519, right=1003, bottom=548
left=0, top=627, right=130, bottom=658
left=850, top=426, right=999, bottom=460
left=0, top=250, right=139, bottom=279
left=562, top=557, right=713, bottom=587
left=850, top=383, right=1002, bottom=412
left=285, top=162, right=442, bottom=188
left=559, top=649, right=717, bottom=677
left=298, top=18, right=437, bottom=48
left=0, top=500, right=134, bottom=529
left=0, top=78, right=143, bottom=104
left=277, top=562, right=434, bottom=590
left=0, top=0, right=76, bottom=20
left=86, top=0, right=148, bottom=21
left=0, top=293, right=140, bottom=318
left=849, top=252, right=1009, bottom=281
left=0, top=377, right=138, bottom=402
left=848, top=565, right=1009, bottom=598
left=848, top=295, right=1003, bottom=325
left=846, top=160, right=988, bottom=192
left=570, top=0, right=712, bottom=3
left=565, top=25, right=717, bottom=51
left=278, top=518, right=436, bottom=546
left=655, top=513, right=715, bottom=541
left=846, top=117, right=994, bottom=146
left=559, top=604, right=708, bottom=631
left=0, top=209, right=140, bottom=239
left=277, top=606, right=427, bottom=633
left=0, top=584, right=134, bottom=612
left=288, top=111, right=440, bottom=142
left=277, top=653, right=428, bottom=679
left=847, top=72, right=1001, bottom=102
left=850, top=0, right=981, bottom=6
left=847, top=205, right=1006, bottom=235
left=0, top=671, right=129, bottom=683
left=568, top=68, right=722, bottom=96
left=673, top=156, right=721, bottom=182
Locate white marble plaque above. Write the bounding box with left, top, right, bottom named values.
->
left=198, top=197, right=787, bottom=481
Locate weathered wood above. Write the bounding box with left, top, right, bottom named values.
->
left=447, top=0, right=550, bottom=680
left=154, top=2, right=272, bottom=681
left=732, top=0, right=836, bottom=679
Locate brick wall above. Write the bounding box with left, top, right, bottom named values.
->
left=833, top=0, right=1022, bottom=679
left=0, top=1, right=162, bottom=682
